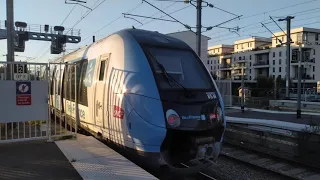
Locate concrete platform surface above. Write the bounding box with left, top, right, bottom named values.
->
left=55, top=134, right=158, bottom=180
left=226, top=110, right=320, bottom=125
left=0, top=140, right=82, bottom=180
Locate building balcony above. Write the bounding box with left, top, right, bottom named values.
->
left=232, top=64, right=246, bottom=69
left=292, top=75, right=314, bottom=81
left=253, top=61, right=269, bottom=67
left=220, top=76, right=232, bottom=80
left=291, top=58, right=315, bottom=64
left=220, top=64, right=232, bottom=69
left=233, top=75, right=248, bottom=81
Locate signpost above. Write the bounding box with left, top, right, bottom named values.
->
left=16, top=81, right=31, bottom=105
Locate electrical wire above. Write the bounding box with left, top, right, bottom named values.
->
left=81, top=2, right=144, bottom=43
left=205, top=0, right=320, bottom=37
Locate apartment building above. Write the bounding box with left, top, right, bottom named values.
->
left=166, top=30, right=211, bottom=65
left=208, top=27, right=320, bottom=86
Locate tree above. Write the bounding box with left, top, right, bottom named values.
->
left=210, top=71, right=217, bottom=80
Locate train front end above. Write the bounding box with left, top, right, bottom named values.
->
left=140, top=37, right=226, bottom=174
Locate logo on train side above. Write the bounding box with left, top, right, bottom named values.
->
left=206, top=92, right=217, bottom=100
left=113, top=105, right=124, bottom=119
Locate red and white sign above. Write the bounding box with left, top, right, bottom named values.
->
left=113, top=105, right=124, bottom=119
left=16, top=95, right=32, bottom=105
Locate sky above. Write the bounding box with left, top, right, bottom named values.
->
left=0, top=0, right=320, bottom=63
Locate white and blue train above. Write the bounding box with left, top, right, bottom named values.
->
left=49, top=28, right=225, bottom=174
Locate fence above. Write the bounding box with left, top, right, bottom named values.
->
left=215, top=79, right=232, bottom=107
left=0, top=61, right=77, bottom=143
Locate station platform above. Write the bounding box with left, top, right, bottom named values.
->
left=55, top=134, right=158, bottom=180
left=0, top=139, right=82, bottom=180
left=0, top=134, right=157, bottom=180
left=225, top=107, right=320, bottom=125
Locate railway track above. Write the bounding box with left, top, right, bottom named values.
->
left=180, top=163, right=218, bottom=180
left=220, top=143, right=320, bottom=180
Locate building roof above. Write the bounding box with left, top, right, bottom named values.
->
left=273, top=27, right=320, bottom=37
left=208, top=44, right=233, bottom=50
left=166, top=30, right=211, bottom=40
left=234, top=37, right=271, bottom=44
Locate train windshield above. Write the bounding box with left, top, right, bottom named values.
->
left=145, top=47, right=213, bottom=90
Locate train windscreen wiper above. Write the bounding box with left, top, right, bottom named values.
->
left=146, top=51, right=193, bottom=97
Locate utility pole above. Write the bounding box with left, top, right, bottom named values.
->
left=279, top=16, right=294, bottom=100
left=93, top=35, right=95, bottom=42
left=6, top=0, right=15, bottom=80
left=196, top=0, right=202, bottom=57
left=297, top=45, right=302, bottom=118
left=241, top=67, right=245, bottom=113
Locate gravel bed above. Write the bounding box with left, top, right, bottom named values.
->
left=202, top=155, right=293, bottom=180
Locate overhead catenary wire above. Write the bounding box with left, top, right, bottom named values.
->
left=34, top=0, right=108, bottom=62
left=136, top=4, right=191, bottom=28
left=204, top=0, right=320, bottom=37
left=207, top=7, right=320, bottom=41
left=81, top=2, right=144, bottom=43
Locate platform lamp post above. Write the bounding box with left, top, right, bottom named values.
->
left=241, top=67, right=245, bottom=113
left=297, top=44, right=302, bottom=119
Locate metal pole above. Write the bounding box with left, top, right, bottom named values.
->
left=274, top=78, right=277, bottom=100
left=196, top=0, right=202, bottom=57
left=297, top=45, right=302, bottom=119
left=279, top=16, right=294, bottom=99
left=93, top=35, right=95, bottom=43
left=241, top=67, right=245, bottom=113
left=6, top=0, right=15, bottom=80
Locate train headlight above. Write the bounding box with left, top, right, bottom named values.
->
left=166, top=109, right=180, bottom=127
left=216, top=106, right=223, bottom=123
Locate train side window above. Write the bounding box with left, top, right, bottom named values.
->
left=50, top=66, right=56, bottom=95
left=64, top=66, right=71, bottom=100
left=99, top=60, right=106, bottom=81
left=70, top=66, right=76, bottom=101
left=79, top=60, right=88, bottom=106
left=55, top=68, right=61, bottom=96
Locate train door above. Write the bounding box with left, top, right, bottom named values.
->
left=94, top=54, right=110, bottom=132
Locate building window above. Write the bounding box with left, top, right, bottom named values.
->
left=314, top=49, right=316, bottom=55
left=239, top=56, right=241, bottom=60
left=259, top=55, right=262, bottom=60
left=250, top=55, right=251, bottom=60
left=273, top=60, right=275, bottom=65
left=250, top=76, right=252, bottom=80
left=218, top=66, right=219, bottom=69
left=279, top=51, right=282, bottom=57
left=316, top=33, right=319, bottom=41
left=249, top=69, right=251, bottom=73
left=211, top=66, right=212, bottom=70
left=273, top=68, right=275, bottom=72
left=273, top=52, right=275, bottom=57
left=313, top=74, right=315, bottom=80
left=279, top=59, right=281, bottom=65
left=279, top=67, right=281, bottom=72
left=250, top=62, right=251, bottom=66
left=273, top=75, right=275, bottom=79
left=207, top=60, right=209, bottom=64
left=279, top=75, right=281, bottom=79
left=313, top=66, right=315, bottom=72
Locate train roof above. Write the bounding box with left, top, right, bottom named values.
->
left=52, top=28, right=192, bottom=63
left=120, top=28, right=191, bottom=49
